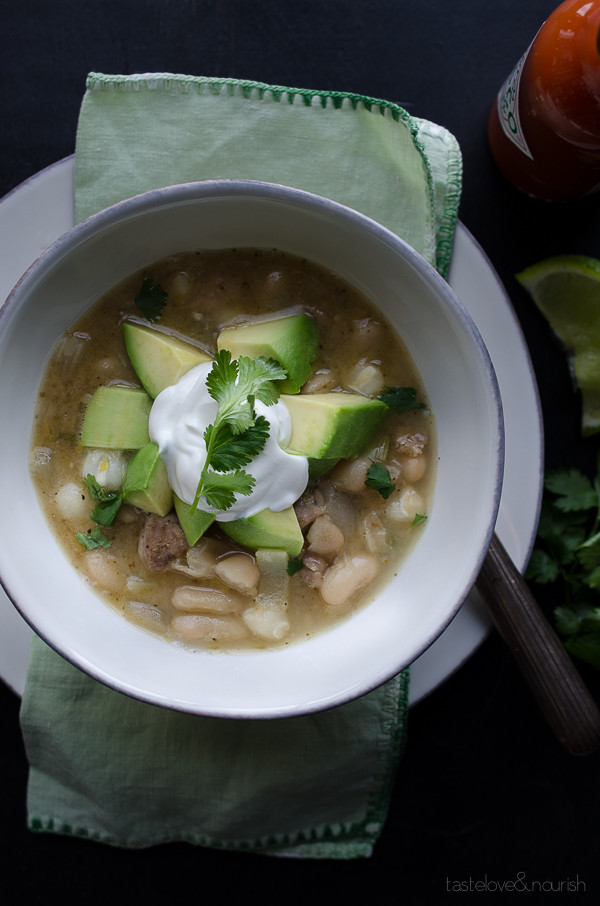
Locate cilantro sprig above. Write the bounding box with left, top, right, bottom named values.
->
left=75, top=474, right=123, bottom=550
left=83, top=474, right=123, bottom=526
left=526, top=457, right=600, bottom=670
left=191, top=350, right=287, bottom=512
left=75, top=526, right=112, bottom=550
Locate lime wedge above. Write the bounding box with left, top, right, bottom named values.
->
left=517, top=255, right=600, bottom=436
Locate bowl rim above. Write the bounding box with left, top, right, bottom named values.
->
left=0, top=178, right=505, bottom=717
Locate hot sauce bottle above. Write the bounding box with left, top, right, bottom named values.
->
left=488, top=0, right=600, bottom=201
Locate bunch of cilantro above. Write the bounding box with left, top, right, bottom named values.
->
left=526, top=457, right=600, bottom=670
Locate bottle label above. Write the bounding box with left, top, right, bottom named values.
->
left=496, top=48, right=534, bottom=159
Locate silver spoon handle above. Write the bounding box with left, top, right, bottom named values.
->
left=476, top=532, right=600, bottom=756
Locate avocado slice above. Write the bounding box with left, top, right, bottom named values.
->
left=173, top=494, right=216, bottom=546
left=281, top=392, right=388, bottom=461
left=80, top=386, right=152, bottom=450
left=219, top=506, right=303, bottom=557
left=217, top=310, right=318, bottom=394
left=122, top=442, right=173, bottom=516
left=123, top=320, right=213, bottom=398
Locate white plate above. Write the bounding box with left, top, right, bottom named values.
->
left=0, top=157, right=543, bottom=705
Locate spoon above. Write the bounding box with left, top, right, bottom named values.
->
left=476, top=532, right=600, bottom=756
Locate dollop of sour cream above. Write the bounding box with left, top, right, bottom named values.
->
left=148, top=362, right=309, bottom=522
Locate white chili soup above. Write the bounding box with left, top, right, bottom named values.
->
left=30, top=248, right=436, bottom=650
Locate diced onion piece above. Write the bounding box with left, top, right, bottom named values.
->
left=82, top=449, right=129, bottom=490
left=331, top=456, right=372, bottom=495
left=307, top=515, right=345, bottom=557
left=243, top=549, right=290, bottom=640
left=125, top=575, right=152, bottom=593
left=362, top=511, right=388, bottom=553
left=54, top=481, right=90, bottom=522
left=345, top=362, right=384, bottom=397
left=172, top=538, right=225, bottom=578
left=243, top=601, right=290, bottom=641
left=301, top=369, right=338, bottom=394
left=386, top=488, right=424, bottom=524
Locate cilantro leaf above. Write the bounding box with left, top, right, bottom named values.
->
left=576, top=530, right=600, bottom=579
left=365, top=463, right=395, bottom=499
left=544, top=468, right=598, bottom=512
left=411, top=513, right=427, bottom=527
left=75, top=526, right=112, bottom=550
left=134, top=277, right=168, bottom=322
left=525, top=548, right=562, bottom=585
left=554, top=605, right=583, bottom=636
left=378, top=386, right=427, bottom=414
left=83, top=474, right=123, bottom=526
left=206, top=416, right=270, bottom=472
left=201, top=469, right=255, bottom=510
left=564, top=634, right=600, bottom=671
left=532, top=497, right=587, bottom=568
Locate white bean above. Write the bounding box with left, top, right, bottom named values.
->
left=215, top=553, right=259, bottom=595
left=171, top=585, right=243, bottom=613
left=307, top=515, right=345, bottom=557
left=81, top=550, right=123, bottom=594
left=124, top=600, right=164, bottom=628
left=399, top=454, right=427, bottom=484
left=320, top=554, right=379, bottom=608
left=172, top=613, right=248, bottom=641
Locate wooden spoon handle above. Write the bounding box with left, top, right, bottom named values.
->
left=476, top=532, right=600, bottom=756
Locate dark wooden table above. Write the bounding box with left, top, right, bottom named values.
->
left=2, top=2, right=599, bottom=902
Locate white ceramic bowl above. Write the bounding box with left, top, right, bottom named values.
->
left=0, top=180, right=503, bottom=718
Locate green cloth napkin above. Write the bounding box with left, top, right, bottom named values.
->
left=20, top=73, right=462, bottom=859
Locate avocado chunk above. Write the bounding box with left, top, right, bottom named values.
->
left=122, top=442, right=173, bottom=516
left=281, top=392, right=388, bottom=462
left=80, top=386, right=152, bottom=449
left=307, top=457, right=340, bottom=480
left=173, top=494, right=216, bottom=546
left=219, top=506, right=304, bottom=557
left=123, top=320, right=213, bottom=398
left=217, top=310, right=318, bottom=394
